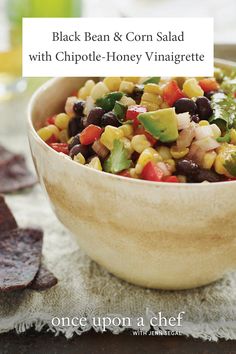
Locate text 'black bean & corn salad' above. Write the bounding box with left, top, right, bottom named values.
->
left=37, top=70, right=236, bottom=183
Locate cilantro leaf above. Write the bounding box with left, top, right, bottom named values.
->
left=143, top=77, right=160, bottom=84
left=113, top=101, right=128, bottom=123
left=221, top=78, right=236, bottom=95
left=220, top=68, right=236, bottom=94
left=104, top=139, right=131, bottom=174
left=224, top=152, right=236, bottom=177
left=210, top=93, right=236, bottom=129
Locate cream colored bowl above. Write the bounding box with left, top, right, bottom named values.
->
left=28, top=59, right=236, bottom=290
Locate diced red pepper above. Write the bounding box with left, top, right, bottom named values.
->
left=163, top=80, right=185, bottom=106
left=117, top=170, right=131, bottom=178
left=46, top=134, right=58, bottom=144
left=126, top=106, right=147, bottom=128
left=49, top=143, right=69, bottom=155
left=134, top=126, right=157, bottom=146
left=46, top=116, right=56, bottom=125
left=163, top=175, right=179, bottom=183
left=198, top=78, right=219, bottom=92
left=80, top=124, right=103, bottom=145
left=141, top=161, right=163, bottom=182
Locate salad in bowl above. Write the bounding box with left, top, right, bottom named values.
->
left=37, top=70, right=236, bottom=184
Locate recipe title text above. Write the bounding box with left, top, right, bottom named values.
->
left=23, top=18, right=214, bottom=77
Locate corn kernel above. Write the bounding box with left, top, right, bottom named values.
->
left=160, top=101, right=169, bottom=109
left=156, top=146, right=172, bottom=160
left=118, top=124, right=133, bottom=138
left=183, top=78, right=204, bottom=98
left=202, top=151, right=217, bottom=170
left=140, top=101, right=159, bottom=112
left=74, top=153, right=86, bottom=165
left=100, top=126, right=124, bottom=150
left=170, top=146, right=189, bottom=159
left=59, top=129, right=69, bottom=143
left=144, top=83, right=162, bottom=95
left=135, top=147, right=162, bottom=174
left=166, top=159, right=176, bottom=173
left=141, top=92, right=162, bottom=105
left=37, top=127, right=53, bottom=142
left=141, top=92, right=162, bottom=111
left=129, top=168, right=139, bottom=179
left=119, top=81, right=134, bottom=94
left=131, top=135, right=151, bottom=153
left=103, top=77, right=122, bottom=91
left=78, top=87, right=87, bottom=100
left=123, top=77, right=140, bottom=83
left=120, top=137, right=134, bottom=157
left=119, top=95, right=136, bottom=106
left=78, top=79, right=95, bottom=99
left=215, top=144, right=236, bottom=176
left=199, top=120, right=209, bottom=126
left=90, top=82, right=109, bottom=100
left=87, top=156, right=102, bottom=171
left=46, top=124, right=59, bottom=138
left=230, top=129, right=236, bottom=145
left=55, top=113, right=70, bottom=130
left=37, top=125, right=60, bottom=142
left=215, top=154, right=228, bottom=175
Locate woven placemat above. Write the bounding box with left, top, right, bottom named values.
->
left=0, top=185, right=235, bottom=341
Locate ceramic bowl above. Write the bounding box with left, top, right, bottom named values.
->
left=28, top=59, right=236, bottom=290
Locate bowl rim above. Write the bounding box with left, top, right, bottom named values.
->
left=27, top=58, right=236, bottom=188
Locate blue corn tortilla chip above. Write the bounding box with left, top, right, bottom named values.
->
left=0, top=228, right=43, bottom=292
left=30, top=265, right=58, bottom=291
left=0, top=145, right=37, bottom=193
left=0, top=195, right=18, bottom=233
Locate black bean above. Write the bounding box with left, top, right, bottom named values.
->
left=131, top=84, right=144, bottom=104
left=176, top=159, right=199, bottom=176
left=67, top=117, right=83, bottom=138
left=85, top=107, right=105, bottom=127
left=195, top=97, right=213, bottom=120
left=191, top=114, right=200, bottom=123
left=174, top=98, right=197, bottom=115
left=73, top=100, right=85, bottom=116
left=193, top=169, right=222, bottom=183
left=68, top=134, right=80, bottom=150
left=69, top=144, right=91, bottom=159
left=101, top=112, right=120, bottom=127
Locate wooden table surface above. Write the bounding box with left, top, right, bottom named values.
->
left=0, top=329, right=236, bottom=354
left=0, top=44, right=236, bottom=354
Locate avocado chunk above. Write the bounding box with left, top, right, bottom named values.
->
left=138, top=108, right=179, bottom=143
